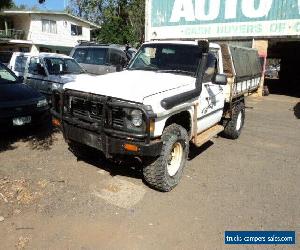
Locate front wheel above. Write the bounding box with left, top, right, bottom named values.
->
left=222, top=102, right=245, bottom=139
left=143, top=124, right=189, bottom=192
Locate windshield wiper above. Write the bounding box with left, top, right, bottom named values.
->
left=156, top=69, right=194, bottom=76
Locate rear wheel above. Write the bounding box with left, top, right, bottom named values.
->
left=222, top=102, right=245, bottom=139
left=143, top=124, right=189, bottom=192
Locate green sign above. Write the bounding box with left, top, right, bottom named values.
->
left=148, top=0, right=300, bottom=38
left=151, top=0, right=300, bottom=26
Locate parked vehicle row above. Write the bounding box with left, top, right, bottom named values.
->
left=0, top=42, right=137, bottom=104
left=1, top=37, right=262, bottom=192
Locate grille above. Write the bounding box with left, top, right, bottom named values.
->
left=71, top=98, right=102, bottom=122
left=112, top=107, right=124, bottom=128
left=69, top=96, right=126, bottom=129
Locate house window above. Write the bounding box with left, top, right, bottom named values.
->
left=42, top=19, right=57, bottom=34
left=19, top=47, right=30, bottom=52
left=71, top=24, right=82, bottom=36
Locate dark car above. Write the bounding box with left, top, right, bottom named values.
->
left=70, top=42, right=129, bottom=75
left=0, top=63, right=49, bottom=130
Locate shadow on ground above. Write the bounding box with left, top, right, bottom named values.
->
left=189, top=141, right=214, bottom=161
left=72, top=139, right=215, bottom=181
left=74, top=148, right=144, bottom=180
left=294, top=103, right=300, bottom=119
left=0, top=122, right=59, bottom=153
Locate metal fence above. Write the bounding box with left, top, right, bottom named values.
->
left=0, top=29, right=26, bottom=40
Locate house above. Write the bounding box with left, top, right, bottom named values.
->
left=0, top=10, right=100, bottom=54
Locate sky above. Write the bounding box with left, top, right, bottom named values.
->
left=14, top=0, right=68, bottom=11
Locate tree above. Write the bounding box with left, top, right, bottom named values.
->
left=36, top=0, right=145, bottom=45
left=128, top=0, right=145, bottom=44
left=0, top=0, right=14, bottom=10
left=66, top=0, right=103, bottom=24
left=67, top=0, right=145, bottom=46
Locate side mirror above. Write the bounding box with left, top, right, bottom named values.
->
left=37, top=63, right=47, bottom=76
left=17, top=76, right=24, bottom=83
left=214, top=74, right=228, bottom=85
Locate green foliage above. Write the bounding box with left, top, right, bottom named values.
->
left=67, top=0, right=145, bottom=46
left=4, top=0, right=145, bottom=45
left=0, top=0, right=15, bottom=10
left=66, top=0, right=103, bottom=24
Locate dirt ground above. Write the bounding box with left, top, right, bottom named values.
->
left=0, top=94, right=299, bottom=250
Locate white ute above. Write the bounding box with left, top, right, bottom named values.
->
left=52, top=40, right=262, bottom=191
left=9, top=53, right=95, bottom=101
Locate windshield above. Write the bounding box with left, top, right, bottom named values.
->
left=0, top=64, right=18, bottom=84
left=128, top=44, right=202, bottom=76
left=72, top=48, right=108, bottom=65
left=44, top=57, right=85, bottom=75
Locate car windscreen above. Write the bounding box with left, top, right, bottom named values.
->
left=44, top=58, right=85, bottom=75
left=128, top=44, right=202, bottom=76
left=0, top=64, right=18, bottom=84
left=72, top=47, right=108, bottom=65
left=0, top=52, right=13, bottom=64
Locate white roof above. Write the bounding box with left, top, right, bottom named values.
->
left=10, top=52, right=73, bottom=59
left=0, top=10, right=101, bottom=29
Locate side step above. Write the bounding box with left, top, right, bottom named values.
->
left=193, top=125, right=224, bottom=147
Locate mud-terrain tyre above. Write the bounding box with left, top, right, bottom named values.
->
left=143, top=124, right=189, bottom=192
left=222, top=102, right=245, bottom=139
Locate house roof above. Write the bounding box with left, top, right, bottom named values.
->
left=0, top=10, right=101, bottom=29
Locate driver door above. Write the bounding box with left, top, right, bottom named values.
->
left=197, top=51, right=225, bottom=133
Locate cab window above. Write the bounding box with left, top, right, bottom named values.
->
left=28, top=57, right=39, bottom=75
left=203, top=52, right=218, bottom=83
left=73, top=48, right=107, bottom=65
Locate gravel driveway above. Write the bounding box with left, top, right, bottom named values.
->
left=0, top=94, right=299, bottom=249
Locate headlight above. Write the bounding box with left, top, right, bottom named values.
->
left=130, top=109, right=143, bottom=127
left=51, top=83, right=62, bottom=91
left=37, top=99, right=48, bottom=108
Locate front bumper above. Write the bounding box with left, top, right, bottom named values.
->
left=51, top=89, right=161, bottom=158
left=62, top=121, right=162, bottom=157
left=62, top=122, right=162, bottom=158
